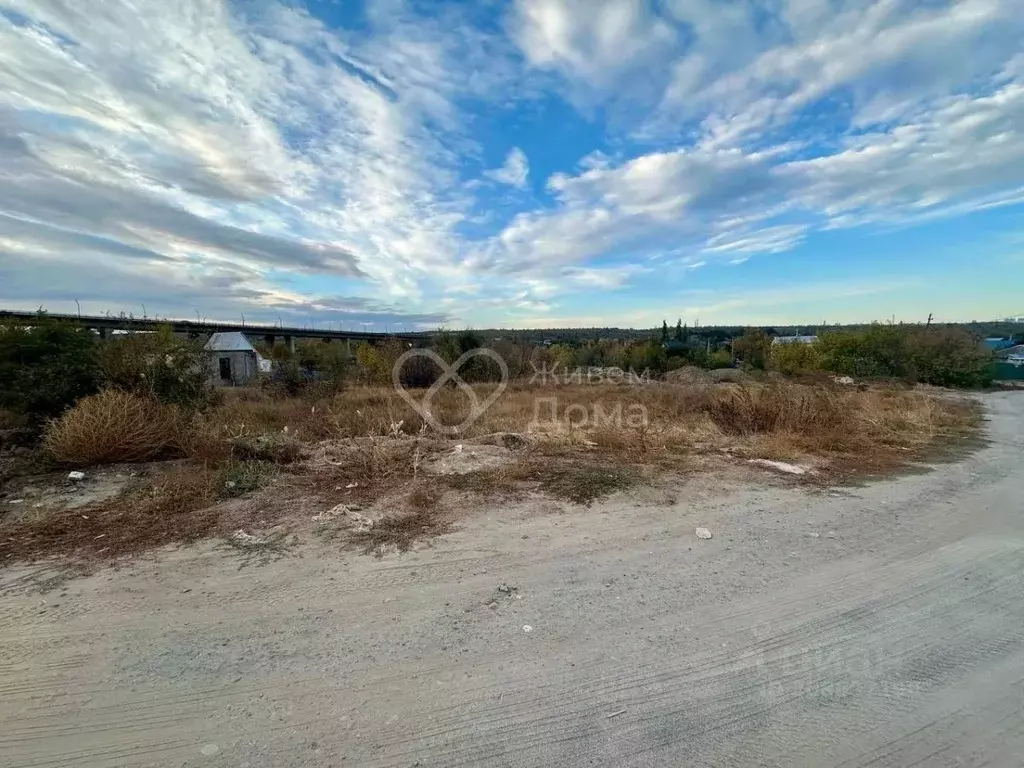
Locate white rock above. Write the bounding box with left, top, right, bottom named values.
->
left=522, top=625, right=533, bottom=633
left=834, top=376, right=856, bottom=385
left=67, top=471, right=86, bottom=481
left=748, top=459, right=808, bottom=475
left=695, top=527, right=713, bottom=540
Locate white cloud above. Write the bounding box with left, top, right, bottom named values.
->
left=651, top=0, right=1024, bottom=146
left=482, top=58, right=1024, bottom=277
left=0, top=0, right=516, bottom=316
left=510, top=0, right=677, bottom=104
left=3, top=0, right=1024, bottom=327
left=486, top=147, right=530, bottom=188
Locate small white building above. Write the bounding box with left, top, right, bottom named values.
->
left=204, top=332, right=271, bottom=386
left=772, top=335, right=818, bottom=345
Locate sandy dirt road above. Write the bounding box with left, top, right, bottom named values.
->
left=1, top=392, right=1022, bottom=767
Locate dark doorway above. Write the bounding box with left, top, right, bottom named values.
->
left=219, top=357, right=231, bottom=381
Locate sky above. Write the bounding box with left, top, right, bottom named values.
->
left=1, top=0, right=1023, bottom=331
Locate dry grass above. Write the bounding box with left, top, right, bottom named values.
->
left=0, top=464, right=221, bottom=562
left=345, top=482, right=449, bottom=556
left=43, top=389, right=177, bottom=465
left=1, top=376, right=981, bottom=563
left=200, top=379, right=979, bottom=481
left=348, top=508, right=452, bottom=556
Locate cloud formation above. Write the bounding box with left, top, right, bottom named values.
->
left=486, top=147, right=531, bottom=189
left=1, top=0, right=1022, bottom=326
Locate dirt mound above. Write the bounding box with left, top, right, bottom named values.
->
left=708, top=368, right=752, bottom=384
left=421, top=444, right=516, bottom=476
left=664, top=366, right=712, bottom=386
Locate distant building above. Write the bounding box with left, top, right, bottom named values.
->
left=204, top=332, right=271, bottom=386
left=772, top=335, right=818, bottom=345
left=984, top=337, right=1017, bottom=352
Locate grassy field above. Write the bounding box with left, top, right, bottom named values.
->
left=0, top=377, right=980, bottom=562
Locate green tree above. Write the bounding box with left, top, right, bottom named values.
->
left=770, top=340, right=822, bottom=374
left=674, top=319, right=684, bottom=342
left=732, top=328, right=772, bottom=370
left=906, top=328, right=992, bottom=387
left=100, top=326, right=214, bottom=408
left=660, top=320, right=668, bottom=344
left=0, top=315, right=99, bottom=422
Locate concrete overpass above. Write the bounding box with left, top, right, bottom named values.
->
left=0, top=310, right=430, bottom=351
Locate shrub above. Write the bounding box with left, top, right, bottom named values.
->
left=228, top=429, right=303, bottom=463
left=818, top=325, right=911, bottom=379
left=705, top=384, right=847, bottom=436
left=219, top=460, right=278, bottom=497
left=906, top=328, right=993, bottom=388
left=354, top=340, right=407, bottom=385
left=43, top=389, right=175, bottom=465
left=816, top=325, right=993, bottom=387
left=260, top=339, right=351, bottom=399
left=732, top=329, right=772, bottom=370
left=99, top=326, right=215, bottom=408
left=707, top=348, right=733, bottom=369
left=770, top=340, right=822, bottom=375
left=0, top=316, right=99, bottom=421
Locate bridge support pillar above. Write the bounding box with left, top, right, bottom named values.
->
left=285, top=335, right=295, bottom=354
left=264, top=334, right=275, bottom=348
left=97, top=327, right=107, bottom=340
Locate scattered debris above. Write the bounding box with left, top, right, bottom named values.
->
left=695, top=527, right=713, bottom=540
left=606, top=710, right=627, bottom=719
left=67, top=471, right=86, bottom=481
left=497, top=583, right=516, bottom=594
left=7, top=498, right=24, bottom=504
left=748, top=459, right=809, bottom=475
left=229, top=530, right=269, bottom=548
left=834, top=376, right=856, bottom=385
left=522, top=625, right=533, bottom=633
left=421, top=443, right=516, bottom=476
left=312, top=503, right=375, bottom=531
left=345, top=482, right=358, bottom=489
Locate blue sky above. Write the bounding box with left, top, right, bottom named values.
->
left=1, top=0, right=1023, bottom=329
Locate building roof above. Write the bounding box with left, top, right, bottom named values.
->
left=773, top=335, right=818, bottom=344
left=996, top=344, right=1024, bottom=358
left=984, top=337, right=1017, bottom=351
left=205, top=332, right=257, bottom=353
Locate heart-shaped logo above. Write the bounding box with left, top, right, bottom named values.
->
left=392, top=347, right=509, bottom=434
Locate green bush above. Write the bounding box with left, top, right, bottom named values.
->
left=818, top=325, right=910, bottom=378
left=99, top=326, right=215, bottom=408
left=707, top=348, right=734, bottom=369
left=906, top=328, right=993, bottom=388
left=0, top=316, right=99, bottom=421
left=816, top=325, right=992, bottom=387
left=732, top=328, right=772, bottom=370
left=219, top=460, right=278, bottom=497
left=770, top=340, right=822, bottom=375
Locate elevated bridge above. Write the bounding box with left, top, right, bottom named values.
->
left=0, top=310, right=430, bottom=350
